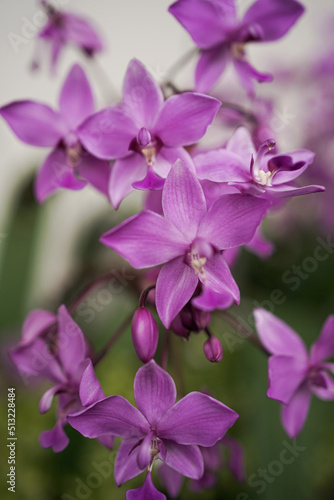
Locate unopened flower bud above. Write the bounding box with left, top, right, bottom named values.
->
left=131, top=308, right=159, bottom=363
left=137, top=127, right=151, bottom=147
left=203, top=336, right=223, bottom=362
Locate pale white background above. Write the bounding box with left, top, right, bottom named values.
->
left=0, top=0, right=332, bottom=306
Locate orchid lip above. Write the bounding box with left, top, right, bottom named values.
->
left=251, top=138, right=276, bottom=185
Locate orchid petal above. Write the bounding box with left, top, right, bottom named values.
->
left=57, top=305, right=86, bottom=378
left=79, top=359, right=105, bottom=407
left=192, top=286, right=234, bottom=311
left=39, top=420, right=69, bottom=453
left=62, top=13, right=104, bottom=52
left=21, top=309, right=56, bottom=344
left=115, top=438, right=145, bottom=486
left=194, top=148, right=249, bottom=182
left=267, top=355, right=308, bottom=404
left=265, top=184, right=325, bottom=197
left=158, top=392, right=238, bottom=446
left=59, top=64, right=94, bottom=129
left=233, top=59, right=272, bottom=97
left=163, top=440, right=204, bottom=479
left=201, top=254, right=240, bottom=303
left=76, top=154, right=110, bottom=197
left=126, top=471, right=166, bottom=500
left=109, top=154, right=147, bottom=209
left=280, top=382, right=311, bottom=439
left=310, top=315, right=334, bottom=364
left=195, top=46, right=229, bottom=93
left=39, top=384, right=64, bottom=414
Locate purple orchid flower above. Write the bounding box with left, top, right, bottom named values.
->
left=101, top=159, right=270, bottom=327
left=77, top=58, right=221, bottom=208
left=10, top=306, right=113, bottom=452
left=169, top=0, right=305, bottom=95
left=254, top=309, right=334, bottom=438
left=158, top=435, right=245, bottom=497
left=68, top=360, right=238, bottom=489
left=126, top=471, right=166, bottom=500
left=194, top=127, right=325, bottom=199
left=0, top=64, right=110, bottom=203
left=33, top=1, right=104, bottom=74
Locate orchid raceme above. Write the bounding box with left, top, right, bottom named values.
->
left=10, top=306, right=113, bottom=453
left=0, top=64, right=110, bottom=202
left=101, top=159, right=270, bottom=327
left=33, top=1, right=104, bottom=73
left=254, top=309, right=334, bottom=438
left=77, top=58, right=221, bottom=208
left=194, top=127, right=325, bottom=199
left=169, top=0, right=304, bottom=94
left=68, top=360, right=238, bottom=488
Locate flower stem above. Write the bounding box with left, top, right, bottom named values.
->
left=219, top=310, right=270, bottom=356
left=161, top=47, right=198, bottom=87
left=161, top=331, right=170, bottom=371
left=93, top=312, right=133, bottom=365
left=139, top=285, right=156, bottom=308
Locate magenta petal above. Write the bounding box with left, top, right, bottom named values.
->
left=192, top=286, right=234, bottom=311
left=79, top=359, right=105, bottom=407
left=134, top=361, right=176, bottom=427
left=21, top=309, right=56, bottom=344
left=194, top=148, right=249, bottom=182
left=198, top=194, right=270, bottom=249
left=76, top=154, right=110, bottom=197
left=163, top=440, right=204, bottom=479
left=242, top=0, right=305, bottom=42
left=280, top=383, right=311, bottom=439
left=126, top=471, right=166, bottom=500
left=109, top=154, right=147, bottom=209
left=156, top=257, right=198, bottom=329
left=154, top=93, right=221, bottom=147
left=254, top=309, right=308, bottom=358
left=169, top=0, right=226, bottom=49
left=222, top=436, right=246, bottom=482
left=78, top=107, right=137, bottom=159
left=157, top=392, right=238, bottom=446
left=62, top=13, right=104, bottom=52
left=137, top=432, right=154, bottom=470
left=265, top=184, right=325, bottom=198
left=233, top=58, right=273, bottom=97
left=122, top=59, right=164, bottom=129
left=35, top=148, right=87, bottom=203
left=195, top=46, right=229, bottom=93
left=310, top=315, right=334, bottom=364
left=269, top=150, right=315, bottom=185
left=226, top=126, right=256, bottom=162
left=59, top=64, right=94, bottom=129
left=39, top=384, right=63, bottom=414
left=39, top=420, right=69, bottom=453
left=311, top=372, right=334, bottom=401
left=154, top=146, right=192, bottom=179
left=115, top=438, right=145, bottom=486
left=101, top=210, right=187, bottom=269
left=267, top=355, right=308, bottom=404
left=132, top=169, right=165, bottom=191
left=158, top=464, right=183, bottom=498
left=247, top=227, right=274, bottom=259
left=0, top=100, right=67, bottom=147
left=162, top=159, right=206, bottom=241
left=57, top=305, right=86, bottom=378
left=97, top=434, right=115, bottom=450
left=201, top=254, right=240, bottom=304
left=68, top=395, right=149, bottom=439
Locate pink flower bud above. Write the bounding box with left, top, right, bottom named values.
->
left=203, top=336, right=223, bottom=362
left=131, top=308, right=159, bottom=363
left=137, top=127, right=151, bottom=147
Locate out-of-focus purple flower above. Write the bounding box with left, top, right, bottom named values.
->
left=169, top=0, right=304, bottom=94
left=101, top=159, right=270, bottom=327
left=77, top=58, right=221, bottom=208
left=10, top=306, right=113, bottom=452
left=203, top=336, right=223, bottom=362
left=194, top=127, right=325, bottom=199
left=254, top=309, right=334, bottom=438
left=0, top=64, right=110, bottom=203
left=68, top=360, right=238, bottom=488
left=224, top=226, right=275, bottom=268
left=158, top=435, right=245, bottom=497
left=131, top=308, right=159, bottom=363
left=33, top=1, right=104, bottom=74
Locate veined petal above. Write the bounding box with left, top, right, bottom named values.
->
left=169, top=0, right=228, bottom=49
left=162, top=159, right=206, bottom=241
left=79, top=359, right=105, bottom=407
left=115, top=438, right=145, bottom=486
left=195, top=46, right=229, bottom=93
left=198, top=194, right=270, bottom=249
left=194, top=148, right=249, bottom=182
left=158, top=392, right=238, bottom=446
left=280, top=382, right=311, bottom=439
left=200, top=254, right=240, bottom=303
left=310, top=315, right=334, bottom=364
left=154, top=93, right=221, bottom=147
left=39, top=420, right=69, bottom=453
left=21, top=309, right=56, bottom=344
left=68, top=395, right=150, bottom=439
left=242, top=0, right=305, bottom=42
left=134, top=361, right=177, bottom=427
left=163, top=440, right=204, bottom=479
left=57, top=305, right=86, bottom=378
left=76, top=154, right=110, bottom=197
left=126, top=471, right=166, bottom=500
left=154, top=145, right=193, bottom=179
left=267, top=355, right=308, bottom=404
left=78, top=107, right=137, bottom=159
left=109, top=154, right=147, bottom=209
left=192, top=286, right=234, bottom=311
left=59, top=64, right=94, bottom=129
left=156, top=257, right=198, bottom=328
left=254, top=309, right=308, bottom=358
left=0, top=100, right=67, bottom=146
left=265, top=184, right=325, bottom=197
left=122, top=59, right=164, bottom=129
left=226, top=126, right=256, bottom=163
left=101, top=210, right=187, bottom=268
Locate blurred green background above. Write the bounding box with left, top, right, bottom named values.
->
left=1, top=174, right=333, bottom=500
